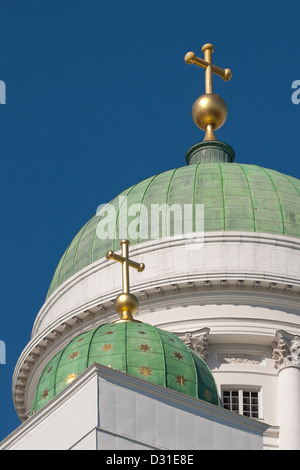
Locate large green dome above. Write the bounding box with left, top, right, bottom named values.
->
left=47, top=160, right=300, bottom=298
left=32, top=321, right=219, bottom=414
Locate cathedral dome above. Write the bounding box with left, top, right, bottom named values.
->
left=47, top=154, right=300, bottom=299
left=31, top=321, right=219, bottom=414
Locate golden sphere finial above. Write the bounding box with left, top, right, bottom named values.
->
left=191, top=93, right=228, bottom=140
left=113, top=293, right=140, bottom=323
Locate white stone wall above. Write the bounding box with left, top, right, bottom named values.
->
left=1, top=365, right=267, bottom=450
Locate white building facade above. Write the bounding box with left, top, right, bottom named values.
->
left=1, top=59, right=300, bottom=448
left=2, top=213, right=300, bottom=449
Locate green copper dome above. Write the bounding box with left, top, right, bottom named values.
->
left=47, top=159, right=300, bottom=298
left=32, top=321, right=219, bottom=414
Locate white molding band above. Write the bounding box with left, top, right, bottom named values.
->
left=33, top=231, right=300, bottom=336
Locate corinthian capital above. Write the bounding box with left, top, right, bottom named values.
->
left=176, top=328, right=210, bottom=361
left=273, top=330, right=300, bottom=370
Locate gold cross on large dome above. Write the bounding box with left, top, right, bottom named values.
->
left=185, top=44, right=232, bottom=141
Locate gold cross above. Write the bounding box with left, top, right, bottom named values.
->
left=106, top=239, right=145, bottom=294
left=106, top=240, right=145, bottom=322
left=184, top=44, right=232, bottom=141
left=185, top=44, right=232, bottom=94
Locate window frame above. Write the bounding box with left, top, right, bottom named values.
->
left=221, top=386, right=261, bottom=419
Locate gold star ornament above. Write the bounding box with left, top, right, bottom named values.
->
left=42, top=388, right=49, bottom=400
left=176, top=374, right=186, bottom=386
left=139, top=344, right=151, bottom=352
left=138, top=366, right=153, bottom=378
left=173, top=351, right=184, bottom=361
left=65, top=372, right=78, bottom=385
left=69, top=351, right=79, bottom=360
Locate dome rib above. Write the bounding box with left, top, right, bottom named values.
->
left=72, top=219, right=93, bottom=279
left=192, top=163, right=200, bottom=232
left=48, top=248, right=68, bottom=295
left=58, top=222, right=89, bottom=288
left=183, top=342, right=199, bottom=399
left=165, top=168, right=179, bottom=205
left=125, top=322, right=129, bottom=374
left=165, top=168, right=179, bottom=237
left=284, top=174, right=300, bottom=198
left=53, top=343, right=70, bottom=399
left=153, top=327, right=167, bottom=388
left=90, top=196, right=120, bottom=264
left=217, top=163, right=226, bottom=230
left=86, top=324, right=101, bottom=369
left=137, top=174, right=159, bottom=244
left=112, top=183, right=139, bottom=252
left=260, top=167, right=285, bottom=235
left=239, top=164, right=257, bottom=231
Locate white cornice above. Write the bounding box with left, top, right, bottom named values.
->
left=33, top=231, right=300, bottom=336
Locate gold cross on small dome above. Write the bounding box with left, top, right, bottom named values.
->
left=185, top=44, right=232, bottom=141
left=106, top=240, right=145, bottom=323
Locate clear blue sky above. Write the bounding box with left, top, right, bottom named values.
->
left=1, top=0, right=300, bottom=441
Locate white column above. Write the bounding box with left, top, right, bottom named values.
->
left=273, top=331, right=300, bottom=450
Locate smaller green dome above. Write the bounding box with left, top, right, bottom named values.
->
left=32, top=322, right=219, bottom=414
